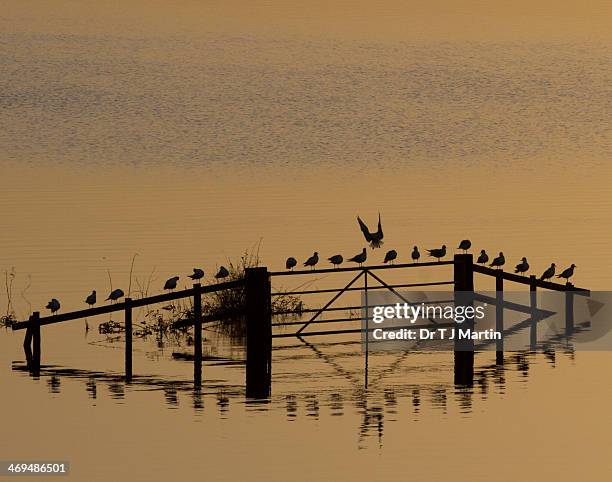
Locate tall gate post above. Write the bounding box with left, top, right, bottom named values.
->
left=529, top=275, right=537, bottom=349
left=193, top=283, right=203, bottom=387
left=495, top=272, right=504, bottom=365
left=245, top=267, right=272, bottom=398
left=454, top=254, right=474, bottom=386
left=31, top=311, right=41, bottom=376
left=125, top=298, right=133, bottom=383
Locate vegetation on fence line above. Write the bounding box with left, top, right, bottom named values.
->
left=98, top=245, right=305, bottom=341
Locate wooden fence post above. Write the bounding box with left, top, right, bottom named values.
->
left=529, top=275, right=537, bottom=349
left=245, top=267, right=272, bottom=398
left=125, top=298, right=132, bottom=382
left=193, top=283, right=203, bottom=387
left=495, top=272, right=504, bottom=365
left=31, top=311, right=41, bottom=376
left=565, top=290, right=574, bottom=336
left=453, top=254, right=474, bottom=386
left=23, top=314, right=34, bottom=372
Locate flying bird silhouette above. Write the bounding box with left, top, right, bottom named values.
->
left=540, top=263, right=556, bottom=281
left=557, top=264, right=576, bottom=283
left=85, top=290, right=96, bottom=307
left=106, top=288, right=124, bottom=303
left=188, top=268, right=204, bottom=281
left=215, top=266, right=230, bottom=279
left=285, top=257, right=297, bottom=271
left=411, top=246, right=420, bottom=263
left=477, top=250, right=489, bottom=265
left=46, top=298, right=60, bottom=314
left=303, top=252, right=319, bottom=270
left=164, top=276, right=179, bottom=291
left=384, top=249, right=397, bottom=264
left=357, top=214, right=384, bottom=249
left=328, top=254, right=343, bottom=268
left=458, top=240, right=471, bottom=253
left=349, top=248, right=367, bottom=266
left=489, top=252, right=505, bottom=269
left=427, top=245, right=447, bottom=262
left=514, top=257, right=529, bottom=275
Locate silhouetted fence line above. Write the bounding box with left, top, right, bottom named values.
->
left=12, top=254, right=590, bottom=397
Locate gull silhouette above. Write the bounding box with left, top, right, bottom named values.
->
left=427, top=245, right=446, bottom=262
left=164, top=276, right=179, bottom=291
left=188, top=268, right=204, bottom=281
left=85, top=290, right=96, bottom=307
left=357, top=214, right=384, bottom=249
left=514, top=257, right=529, bottom=275
left=328, top=254, right=343, bottom=268
left=540, top=263, right=556, bottom=281
left=489, top=252, right=505, bottom=270
left=303, top=252, right=319, bottom=270
left=106, top=289, right=124, bottom=303
left=215, top=266, right=230, bottom=279
left=46, top=298, right=60, bottom=315
left=285, top=257, right=297, bottom=271
left=349, top=248, right=367, bottom=267
left=477, top=250, right=489, bottom=265
left=383, top=249, right=397, bottom=264
left=458, top=240, right=471, bottom=253
left=557, top=264, right=576, bottom=283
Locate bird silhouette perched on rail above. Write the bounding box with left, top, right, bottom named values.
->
left=106, top=288, right=124, bottom=303
left=46, top=298, right=60, bottom=315
left=477, top=250, right=489, bottom=265
left=85, top=290, right=96, bottom=307
left=303, top=252, right=319, bottom=270
left=349, top=248, right=367, bottom=267
left=412, top=246, right=420, bottom=263
left=514, top=257, right=529, bottom=275
left=540, top=263, right=556, bottom=281
left=458, top=240, right=471, bottom=253
left=427, top=245, right=446, bottom=262
left=164, top=276, right=179, bottom=291
left=215, top=266, right=230, bottom=279
left=188, top=268, right=204, bottom=281
left=357, top=214, right=384, bottom=249
left=489, top=252, right=505, bottom=269
left=384, top=250, right=397, bottom=265
left=557, top=264, right=576, bottom=283
left=328, top=254, right=343, bottom=268
left=285, top=257, right=297, bottom=271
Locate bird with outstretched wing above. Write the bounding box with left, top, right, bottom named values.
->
left=357, top=213, right=384, bottom=249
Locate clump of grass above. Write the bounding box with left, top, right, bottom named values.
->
left=97, top=244, right=304, bottom=343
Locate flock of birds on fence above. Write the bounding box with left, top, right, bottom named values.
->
left=42, top=214, right=577, bottom=316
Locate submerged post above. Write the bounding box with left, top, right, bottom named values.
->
left=31, top=312, right=41, bottom=376
left=245, top=267, right=272, bottom=398
left=125, top=298, right=132, bottom=382
left=193, top=283, right=203, bottom=387
left=529, top=275, right=537, bottom=349
left=23, top=315, right=34, bottom=372
left=453, top=254, right=474, bottom=386
left=565, top=289, right=574, bottom=337
left=495, top=272, right=504, bottom=365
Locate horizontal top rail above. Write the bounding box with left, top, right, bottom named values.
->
left=472, top=264, right=590, bottom=295
left=272, top=281, right=454, bottom=296
left=12, top=279, right=245, bottom=331
left=269, top=260, right=453, bottom=277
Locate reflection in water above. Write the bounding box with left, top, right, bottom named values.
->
left=164, top=385, right=179, bottom=408
left=47, top=375, right=61, bottom=394
left=10, top=347, right=576, bottom=448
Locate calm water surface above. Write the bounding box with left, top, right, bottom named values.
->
left=1, top=1, right=612, bottom=480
